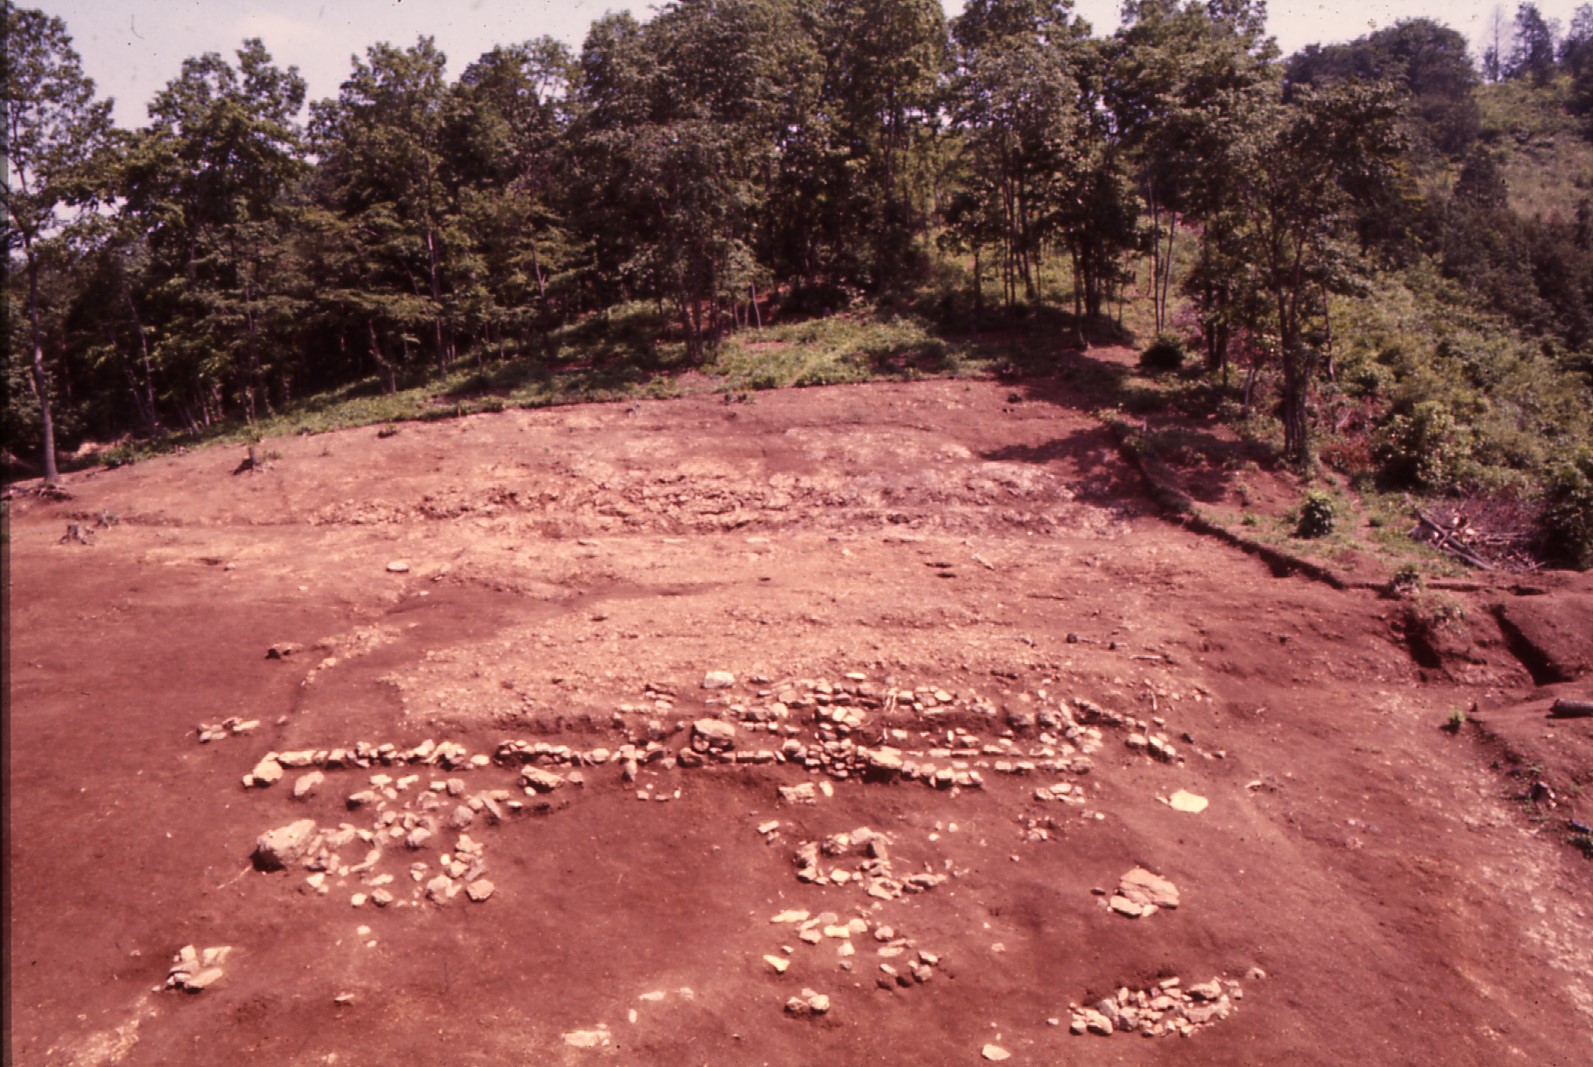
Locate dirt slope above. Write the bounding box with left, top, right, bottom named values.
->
left=6, top=372, right=1590, bottom=1067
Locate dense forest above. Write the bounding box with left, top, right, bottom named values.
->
left=5, top=0, right=1593, bottom=565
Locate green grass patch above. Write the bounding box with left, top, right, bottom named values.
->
left=709, top=313, right=991, bottom=391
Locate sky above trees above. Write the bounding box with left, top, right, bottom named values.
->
left=32, top=0, right=1582, bottom=127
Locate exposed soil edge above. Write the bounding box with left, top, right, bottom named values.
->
left=1490, top=604, right=1578, bottom=686
left=1102, top=415, right=1359, bottom=591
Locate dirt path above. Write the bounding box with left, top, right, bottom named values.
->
left=6, top=376, right=1590, bottom=1066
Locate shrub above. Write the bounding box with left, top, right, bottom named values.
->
left=1387, top=561, right=1423, bottom=598
left=1376, top=399, right=1472, bottom=488
left=1139, top=333, right=1186, bottom=374
left=1541, top=452, right=1593, bottom=570
left=1295, top=489, right=1338, bottom=538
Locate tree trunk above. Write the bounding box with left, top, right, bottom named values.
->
left=109, top=325, right=157, bottom=437
left=1160, top=222, right=1176, bottom=330
left=25, top=251, right=60, bottom=484
left=425, top=223, right=452, bottom=375
left=369, top=320, right=397, bottom=394
left=973, top=247, right=983, bottom=317
left=1146, top=189, right=1162, bottom=334
left=529, top=240, right=547, bottom=301
left=1281, top=338, right=1316, bottom=468
left=125, top=289, right=161, bottom=435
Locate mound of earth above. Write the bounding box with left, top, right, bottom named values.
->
left=6, top=373, right=1590, bottom=1066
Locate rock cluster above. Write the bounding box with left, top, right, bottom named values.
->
left=1067, top=975, right=1243, bottom=1038
left=196, top=716, right=259, bottom=743
left=165, top=944, right=232, bottom=993
left=492, top=677, right=1106, bottom=798
left=249, top=761, right=516, bottom=910
left=784, top=988, right=832, bottom=1016
left=495, top=737, right=672, bottom=779
left=1107, top=867, right=1180, bottom=919
left=790, top=827, right=948, bottom=901
left=243, top=738, right=484, bottom=788
left=231, top=673, right=1177, bottom=921
left=1031, top=782, right=1086, bottom=804
left=654, top=677, right=1110, bottom=794
left=1125, top=731, right=1179, bottom=762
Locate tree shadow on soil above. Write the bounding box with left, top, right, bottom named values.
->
left=984, top=345, right=1264, bottom=509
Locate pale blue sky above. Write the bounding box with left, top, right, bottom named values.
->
left=29, top=0, right=1586, bottom=128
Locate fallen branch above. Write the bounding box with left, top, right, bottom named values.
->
left=1412, top=508, right=1494, bottom=571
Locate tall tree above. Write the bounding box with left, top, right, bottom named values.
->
left=447, top=39, right=577, bottom=347
left=1562, top=5, right=1593, bottom=76
left=1507, top=3, right=1560, bottom=84
left=3, top=5, right=115, bottom=482
left=311, top=38, right=457, bottom=378
left=572, top=1, right=821, bottom=352
left=816, top=0, right=948, bottom=287
left=948, top=0, right=1091, bottom=312
left=1286, top=19, right=1480, bottom=161
left=1109, top=0, right=1278, bottom=334
left=1483, top=4, right=1511, bottom=81
left=1222, top=80, right=1407, bottom=466
left=121, top=38, right=307, bottom=425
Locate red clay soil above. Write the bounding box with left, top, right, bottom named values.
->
left=5, top=371, right=1591, bottom=1067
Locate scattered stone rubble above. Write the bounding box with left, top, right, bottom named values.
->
left=765, top=907, right=945, bottom=995
left=1125, top=731, right=1179, bottom=762
left=164, top=945, right=233, bottom=993
left=231, top=673, right=1205, bottom=923
left=1067, top=975, right=1247, bottom=1038
left=491, top=677, right=1120, bottom=799
left=213, top=667, right=1250, bottom=1041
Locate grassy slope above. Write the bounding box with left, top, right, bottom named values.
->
left=1475, top=76, right=1593, bottom=223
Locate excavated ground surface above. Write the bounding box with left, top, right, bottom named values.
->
left=6, top=359, right=1592, bottom=1066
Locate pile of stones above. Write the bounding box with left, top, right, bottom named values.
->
left=1125, top=731, right=1179, bottom=762
left=494, top=737, right=673, bottom=776
left=164, top=944, right=233, bottom=993
left=196, top=717, right=259, bottom=743
left=1067, top=976, right=1245, bottom=1038
left=1105, top=867, right=1180, bottom=919
left=789, top=827, right=949, bottom=901
left=783, top=988, right=832, bottom=1017
left=250, top=764, right=510, bottom=909
left=602, top=679, right=1112, bottom=796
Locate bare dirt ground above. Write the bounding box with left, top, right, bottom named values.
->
left=6, top=354, right=1591, bottom=1066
